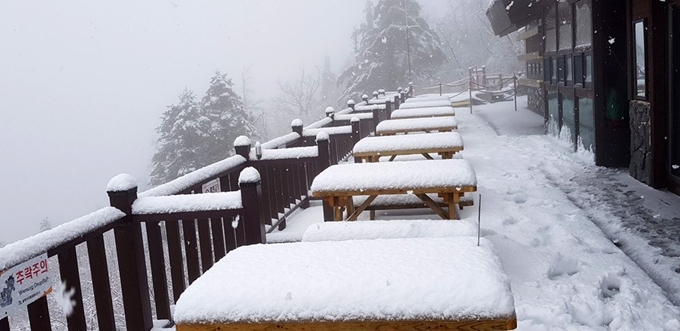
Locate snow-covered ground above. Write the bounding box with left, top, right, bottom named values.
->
left=270, top=96, right=680, bottom=330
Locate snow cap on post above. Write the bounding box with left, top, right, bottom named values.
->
left=291, top=118, right=303, bottom=128
left=325, top=107, right=335, bottom=116
left=234, top=135, right=252, bottom=147
left=378, top=88, right=385, bottom=95
left=255, top=141, right=262, bottom=160
left=238, top=167, right=261, bottom=186
left=315, top=130, right=330, bottom=142
left=350, top=116, right=360, bottom=123
left=107, top=174, right=138, bottom=192
left=372, top=91, right=378, bottom=98
left=398, top=87, right=403, bottom=92
left=362, top=94, right=369, bottom=102
left=347, top=99, right=355, bottom=106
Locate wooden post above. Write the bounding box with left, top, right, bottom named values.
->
left=385, top=100, right=392, bottom=120
left=351, top=117, right=361, bottom=163
left=514, top=75, right=518, bottom=112
left=347, top=99, right=355, bottom=111
left=0, top=318, right=8, bottom=331
left=499, top=72, right=503, bottom=91
left=27, top=297, right=51, bottom=331
left=107, top=178, right=153, bottom=331
left=291, top=119, right=303, bottom=136
left=239, top=168, right=266, bottom=245
left=316, top=133, right=334, bottom=222
left=58, top=247, right=87, bottom=330
left=469, top=85, right=473, bottom=115
left=86, top=234, right=117, bottom=331
left=372, top=106, right=381, bottom=132
left=482, top=66, right=487, bottom=89
left=362, top=94, right=369, bottom=103
left=234, top=136, right=251, bottom=161
left=394, top=95, right=400, bottom=110
left=399, top=91, right=405, bottom=103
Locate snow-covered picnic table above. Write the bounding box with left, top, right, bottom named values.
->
left=375, top=116, right=458, bottom=135
left=310, top=159, right=477, bottom=220
left=173, top=237, right=517, bottom=331
left=398, top=99, right=453, bottom=109
left=405, top=95, right=450, bottom=103
left=353, top=132, right=464, bottom=162
left=391, top=106, right=456, bottom=119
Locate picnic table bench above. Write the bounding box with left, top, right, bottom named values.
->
left=375, top=116, right=458, bottom=135
left=173, top=237, right=518, bottom=331
left=391, top=106, right=456, bottom=119
left=310, top=159, right=477, bottom=220
left=353, top=132, right=464, bottom=162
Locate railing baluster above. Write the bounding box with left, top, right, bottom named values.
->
left=197, top=218, right=213, bottom=272
left=145, top=221, right=171, bottom=320
left=86, top=234, right=116, bottom=331
left=273, top=165, right=284, bottom=218
left=224, top=216, right=237, bottom=253
left=211, top=218, right=226, bottom=261
left=266, top=165, right=278, bottom=220
left=165, top=220, right=185, bottom=302
left=182, top=219, right=201, bottom=284
left=58, top=246, right=87, bottom=331
left=256, top=164, right=273, bottom=225
left=27, top=295, right=51, bottom=331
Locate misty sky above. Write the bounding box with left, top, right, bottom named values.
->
left=0, top=0, right=447, bottom=244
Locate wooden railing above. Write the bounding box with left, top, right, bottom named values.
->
left=0, top=91, right=405, bottom=331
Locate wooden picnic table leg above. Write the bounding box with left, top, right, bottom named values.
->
left=388, top=155, right=397, bottom=162
left=415, top=194, right=449, bottom=220
left=448, top=192, right=460, bottom=220
left=345, top=198, right=355, bottom=218
left=347, top=195, right=377, bottom=221
left=421, top=153, right=434, bottom=160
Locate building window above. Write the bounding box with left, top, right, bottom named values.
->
left=546, top=4, right=557, bottom=53
left=575, top=0, right=592, bottom=47
left=574, top=54, right=583, bottom=87
left=562, top=94, right=576, bottom=141
left=566, top=56, right=573, bottom=85
left=578, top=97, right=594, bottom=151
left=634, top=20, right=647, bottom=99
left=585, top=54, right=593, bottom=88
left=552, top=57, right=558, bottom=84
left=548, top=92, right=560, bottom=133
left=558, top=1, right=573, bottom=50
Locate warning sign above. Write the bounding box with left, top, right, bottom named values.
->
left=1, top=254, right=52, bottom=318
left=202, top=178, right=221, bottom=193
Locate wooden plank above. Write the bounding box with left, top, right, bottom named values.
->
left=145, top=221, right=171, bottom=320
left=165, top=220, right=186, bottom=302
left=181, top=219, right=201, bottom=284
left=346, top=195, right=377, bottom=221
left=415, top=193, right=450, bottom=219
left=86, top=234, right=116, bottom=331
left=313, top=186, right=478, bottom=197
left=211, top=218, right=226, bottom=262
left=58, top=246, right=87, bottom=331
left=197, top=218, right=214, bottom=272
left=27, top=296, right=51, bottom=331
left=0, top=318, right=8, bottom=331
left=176, top=315, right=518, bottom=331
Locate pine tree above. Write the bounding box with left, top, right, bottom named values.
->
left=319, top=56, right=339, bottom=108
left=150, top=89, right=210, bottom=185
left=201, top=71, right=258, bottom=164
left=338, top=0, right=447, bottom=102
left=39, top=217, right=52, bottom=232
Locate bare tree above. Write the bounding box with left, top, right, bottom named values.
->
left=273, top=67, right=322, bottom=118
left=240, top=65, right=267, bottom=140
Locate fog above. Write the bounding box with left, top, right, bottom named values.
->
left=0, top=0, right=454, bottom=244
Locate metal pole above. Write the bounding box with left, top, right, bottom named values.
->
left=477, top=194, right=482, bottom=247
left=513, top=77, right=517, bottom=112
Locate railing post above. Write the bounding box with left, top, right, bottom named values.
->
left=362, top=94, right=369, bottom=103
left=291, top=119, right=303, bottom=136
left=372, top=91, right=379, bottom=99
left=316, top=132, right=334, bottom=222
left=351, top=117, right=361, bottom=163
left=234, top=136, right=251, bottom=161
left=107, top=174, right=153, bottom=331
left=400, top=91, right=406, bottom=103
left=393, top=95, right=400, bottom=110
left=347, top=99, right=355, bottom=111
left=325, top=106, right=335, bottom=121
left=372, top=106, right=381, bottom=133
left=482, top=65, right=487, bottom=89
left=239, top=167, right=266, bottom=245
left=385, top=100, right=392, bottom=120
left=499, top=72, right=503, bottom=91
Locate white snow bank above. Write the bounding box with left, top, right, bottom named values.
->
left=376, top=117, right=458, bottom=135
left=303, top=126, right=352, bottom=137
left=132, top=192, right=242, bottom=215
left=353, top=132, right=463, bottom=154
left=398, top=100, right=452, bottom=109
left=310, top=159, right=476, bottom=193
left=233, top=135, right=251, bottom=147
left=106, top=173, right=138, bottom=192
left=251, top=146, right=318, bottom=160
left=302, top=219, right=479, bottom=242
left=140, top=155, right=247, bottom=197
left=238, top=167, right=260, bottom=185
left=173, top=237, right=515, bottom=324
left=0, top=207, right=125, bottom=270
left=391, top=106, right=456, bottom=119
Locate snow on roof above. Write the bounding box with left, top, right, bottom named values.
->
left=303, top=126, right=352, bottom=137
left=376, top=117, right=458, bottom=135
left=238, top=167, right=260, bottom=185
left=261, top=132, right=301, bottom=149
left=391, top=106, right=456, bottom=119
left=173, top=237, right=514, bottom=324
left=310, top=159, right=476, bottom=193
left=233, top=136, right=251, bottom=147
left=106, top=173, right=137, bottom=192
left=398, top=100, right=453, bottom=109
left=250, top=146, right=318, bottom=161
left=140, top=155, right=247, bottom=197
left=132, top=192, right=242, bottom=215
left=353, top=132, right=463, bottom=154
left=291, top=119, right=303, bottom=127
left=302, top=219, right=479, bottom=242
left=0, top=207, right=125, bottom=271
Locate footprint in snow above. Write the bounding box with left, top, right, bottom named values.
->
left=547, top=253, right=580, bottom=280
left=599, top=273, right=621, bottom=299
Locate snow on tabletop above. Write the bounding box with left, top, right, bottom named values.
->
left=238, top=166, right=261, bottom=184
left=376, top=116, right=458, bottom=134
left=391, top=106, right=456, bottom=119
left=106, top=173, right=138, bottom=192
left=0, top=207, right=125, bottom=271
left=302, top=219, right=479, bottom=242
left=261, top=132, right=300, bottom=149
left=173, top=237, right=514, bottom=324
left=315, top=131, right=330, bottom=142
left=398, top=100, right=452, bottom=109
left=140, top=155, right=247, bottom=197
left=290, top=118, right=303, bottom=127
left=310, top=159, right=476, bottom=193
left=353, top=132, right=463, bottom=154
left=253, top=146, right=318, bottom=160
left=233, top=135, right=251, bottom=147
left=405, top=95, right=449, bottom=103
left=132, top=191, right=242, bottom=215
left=303, top=126, right=352, bottom=137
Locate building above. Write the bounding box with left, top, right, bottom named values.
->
left=487, top=0, right=680, bottom=195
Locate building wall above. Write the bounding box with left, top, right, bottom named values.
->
left=630, top=100, right=653, bottom=184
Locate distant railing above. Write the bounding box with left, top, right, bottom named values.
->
left=0, top=89, right=405, bottom=331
